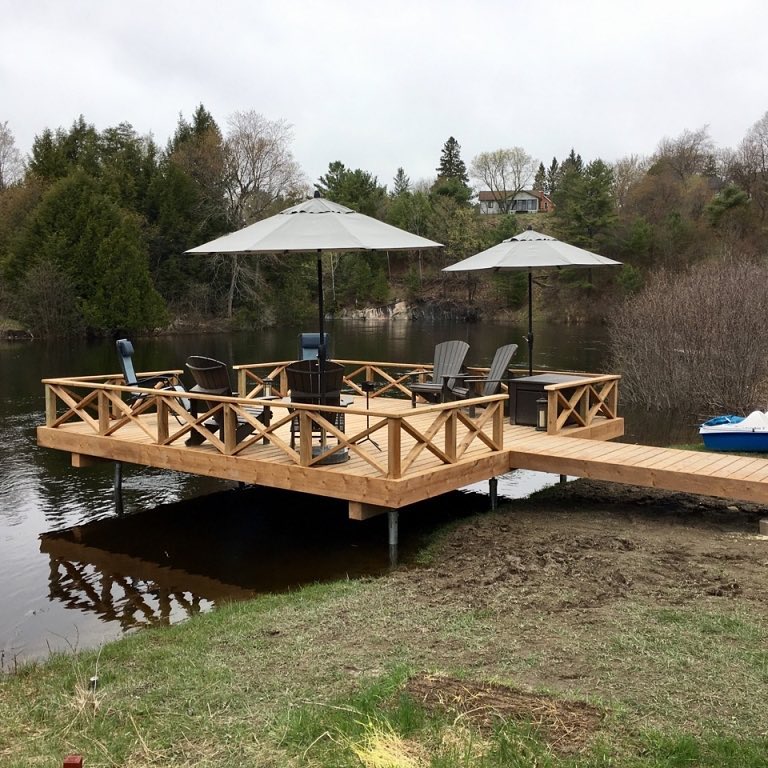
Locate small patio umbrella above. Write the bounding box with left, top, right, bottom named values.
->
left=187, top=193, right=442, bottom=362
left=443, top=229, right=621, bottom=375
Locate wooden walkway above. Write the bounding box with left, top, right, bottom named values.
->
left=35, top=361, right=768, bottom=522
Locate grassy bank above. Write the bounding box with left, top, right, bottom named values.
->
left=2, top=482, right=768, bottom=767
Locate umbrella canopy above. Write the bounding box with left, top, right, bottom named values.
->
left=187, top=195, right=442, bottom=360
left=443, top=229, right=621, bottom=374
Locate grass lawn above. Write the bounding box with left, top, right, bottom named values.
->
left=2, top=480, right=767, bottom=767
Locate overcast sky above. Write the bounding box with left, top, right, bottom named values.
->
left=2, top=0, right=766, bottom=189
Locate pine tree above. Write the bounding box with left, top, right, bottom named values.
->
left=546, top=157, right=559, bottom=196
left=392, top=167, right=411, bottom=196
left=436, top=137, right=469, bottom=184
left=533, top=162, right=547, bottom=192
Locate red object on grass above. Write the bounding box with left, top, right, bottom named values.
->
left=63, top=757, right=83, bottom=767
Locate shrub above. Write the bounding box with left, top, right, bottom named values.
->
left=609, top=257, right=768, bottom=411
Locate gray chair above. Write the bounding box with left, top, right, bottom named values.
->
left=408, top=340, right=470, bottom=407
left=452, top=343, right=519, bottom=416
left=452, top=343, right=519, bottom=400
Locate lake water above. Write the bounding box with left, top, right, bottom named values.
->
left=0, top=320, right=700, bottom=668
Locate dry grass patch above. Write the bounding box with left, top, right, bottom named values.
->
left=404, top=675, right=602, bottom=755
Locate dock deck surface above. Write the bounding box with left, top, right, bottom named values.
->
left=37, top=387, right=768, bottom=512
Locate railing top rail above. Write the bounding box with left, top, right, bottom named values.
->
left=41, top=369, right=184, bottom=383
left=42, top=377, right=508, bottom=418
left=544, top=374, right=621, bottom=390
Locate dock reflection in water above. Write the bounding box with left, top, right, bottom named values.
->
left=38, top=484, right=495, bottom=633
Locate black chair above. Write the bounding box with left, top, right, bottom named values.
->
left=408, top=340, right=470, bottom=406
left=298, top=332, right=331, bottom=361
left=286, top=359, right=346, bottom=450
left=185, top=356, right=264, bottom=446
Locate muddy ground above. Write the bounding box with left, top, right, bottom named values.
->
left=403, top=480, right=768, bottom=614
left=378, top=480, right=768, bottom=750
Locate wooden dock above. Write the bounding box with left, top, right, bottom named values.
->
left=36, top=359, right=768, bottom=532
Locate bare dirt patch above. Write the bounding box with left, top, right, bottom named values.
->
left=405, top=674, right=603, bottom=754
left=400, top=480, right=768, bottom=615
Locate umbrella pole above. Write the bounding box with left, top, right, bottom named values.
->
left=527, top=270, right=534, bottom=376
left=317, top=252, right=326, bottom=367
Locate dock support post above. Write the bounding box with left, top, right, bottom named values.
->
left=388, top=509, right=399, bottom=567
left=559, top=474, right=567, bottom=485
left=489, top=477, right=498, bottom=510
left=113, top=461, right=123, bottom=515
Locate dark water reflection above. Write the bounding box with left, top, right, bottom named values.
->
left=0, top=320, right=698, bottom=666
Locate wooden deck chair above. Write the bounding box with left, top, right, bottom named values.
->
left=185, top=355, right=264, bottom=446
left=408, top=340, right=470, bottom=407
left=298, top=332, right=331, bottom=361
left=452, top=343, right=519, bottom=414
left=286, top=359, right=346, bottom=449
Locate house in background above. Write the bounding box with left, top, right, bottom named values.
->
left=478, top=190, right=555, bottom=215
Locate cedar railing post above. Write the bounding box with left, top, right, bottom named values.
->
left=157, top=396, right=169, bottom=444
left=445, top=409, right=457, bottom=462
left=493, top=400, right=504, bottom=448
left=98, top=390, right=110, bottom=434
left=223, top=404, right=237, bottom=455
left=387, top=416, right=401, bottom=478
left=45, top=384, right=57, bottom=426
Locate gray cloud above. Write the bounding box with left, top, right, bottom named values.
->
left=2, top=0, right=765, bottom=189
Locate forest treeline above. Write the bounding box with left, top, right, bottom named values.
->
left=1, top=105, right=767, bottom=338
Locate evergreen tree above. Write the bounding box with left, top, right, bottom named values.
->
left=10, top=169, right=166, bottom=333
left=316, top=161, right=386, bottom=216
left=392, top=167, right=411, bottom=196
left=556, top=158, right=617, bottom=247
left=533, top=162, right=546, bottom=192
left=546, top=157, right=559, bottom=197
left=436, top=137, right=469, bottom=184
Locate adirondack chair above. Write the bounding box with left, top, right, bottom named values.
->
left=185, top=356, right=264, bottom=446
left=115, top=338, right=186, bottom=407
left=408, top=340, right=470, bottom=407
left=298, top=332, right=331, bottom=361
left=286, top=359, right=346, bottom=449
left=116, top=338, right=176, bottom=399
left=451, top=343, right=518, bottom=415
left=451, top=343, right=519, bottom=399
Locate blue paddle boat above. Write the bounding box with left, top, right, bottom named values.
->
left=700, top=411, right=768, bottom=452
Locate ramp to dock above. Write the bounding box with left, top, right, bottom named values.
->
left=506, top=431, right=768, bottom=506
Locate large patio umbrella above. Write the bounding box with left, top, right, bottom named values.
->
left=187, top=193, right=442, bottom=362
left=443, top=229, right=621, bottom=375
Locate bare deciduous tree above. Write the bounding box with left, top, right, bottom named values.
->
left=612, top=154, right=649, bottom=210
left=0, top=121, right=25, bottom=190
left=218, top=111, right=310, bottom=318
left=730, top=111, right=768, bottom=222
left=470, top=147, right=537, bottom=213
left=652, top=126, right=714, bottom=181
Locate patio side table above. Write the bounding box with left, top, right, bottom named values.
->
left=508, top=373, right=588, bottom=426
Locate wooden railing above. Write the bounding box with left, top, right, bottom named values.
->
left=234, top=358, right=443, bottom=400
left=41, top=375, right=507, bottom=479
left=542, top=374, right=620, bottom=434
